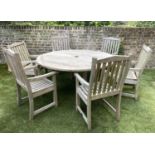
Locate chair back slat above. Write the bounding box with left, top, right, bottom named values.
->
left=52, top=37, right=70, bottom=51
left=8, top=41, right=31, bottom=62
left=135, top=44, right=153, bottom=70
left=101, top=37, right=121, bottom=55
left=3, top=49, right=30, bottom=90
left=89, top=56, right=130, bottom=98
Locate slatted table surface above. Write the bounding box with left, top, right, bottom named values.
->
left=36, top=50, right=112, bottom=72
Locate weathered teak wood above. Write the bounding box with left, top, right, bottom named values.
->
left=3, top=49, right=58, bottom=120
left=7, top=41, right=39, bottom=76
left=37, top=50, right=112, bottom=72
left=101, top=37, right=121, bottom=55
left=8, top=41, right=31, bottom=61
left=52, top=37, right=70, bottom=51
left=123, top=44, right=153, bottom=99
left=74, top=56, right=130, bottom=129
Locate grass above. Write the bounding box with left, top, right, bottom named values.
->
left=0, top=64, right=155, bottom=132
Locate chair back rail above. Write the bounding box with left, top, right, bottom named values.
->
left=122, top=44, right=153, bottom=99
left=52, top=37, right=70, bottom=51
left=101, top=37, right=121, bottom=55
left=89, top=56, right=130, bottom=99
left=8, top=41, right=31, bottom=62
left=135, top=44, right=153, bottom=71
left=3, top=49, right=31, bottom=91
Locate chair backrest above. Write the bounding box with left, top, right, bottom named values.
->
left=3, top=49, right=30, bottom=90
left=8, top=41, right=31, bottom=62
left=135, top=44, right=153, bottom=70
left=89, top=56, right=130, bottom=99
left=101, top=37, right=121, bottom=55
left=52, top=37, right=70, bottom=51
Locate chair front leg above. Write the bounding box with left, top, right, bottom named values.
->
left=53, top=76, right=58, bottom=107
left=28, top=95, right=34, bottom=120
left=87, top=100, right=92, bottom=130
left=76, top=93, right=81, bottom=111
left=135, top=83, right=139, bottom=100
left=116, top=93, right=121, bottom=121
left=16, top=83, right=22, bottom=106
left=75, top=78, right=80, bottom=110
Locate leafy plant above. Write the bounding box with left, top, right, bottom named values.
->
left=0, top=21, right=111, bottom=27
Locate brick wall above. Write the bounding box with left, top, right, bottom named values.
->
left=0, top=26, right=155, bottom=68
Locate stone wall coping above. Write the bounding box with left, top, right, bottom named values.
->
left=0, top=25, right=153, bottom=30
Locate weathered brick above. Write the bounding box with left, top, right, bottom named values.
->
left=0, top=26, right=155, bottom=68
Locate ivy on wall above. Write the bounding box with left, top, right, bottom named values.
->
left=1, top=21, right=155, bottom=28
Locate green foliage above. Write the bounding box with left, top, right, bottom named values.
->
left=0, top=21, right=112, bottom=27
left=125, top=21, right=155, bottom=28
left=1, top=21, right=155, bottom=28
left=126, top=21, right=138, bottom=27
left=110, top=21, right=127, bottom=27
left=134, top=21, right=155, bottom=28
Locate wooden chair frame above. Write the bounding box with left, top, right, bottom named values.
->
left=4, top=49, right=58, bottom=120
left=75, top=56, right=130, bottom=129
left=52, top=36, right=71, bottom=51
left=101, top=37, right=121, bottom=55
left=7, top=41, right=39, bottom=75
left=8, top=41, right=38, bottom=60
left=122, top=44, right=153, bottom=99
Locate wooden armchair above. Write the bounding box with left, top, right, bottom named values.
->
left=52, top=36, right=71, bottom=51
left=123, top=44, right=153, bottom=99
left=75, top=56, right=130, bottom=129
left=101, top=37, right=121, bottom=55
left=4, top=49, right=58, bottom=120
left=7, top=41, right=39, bottom=76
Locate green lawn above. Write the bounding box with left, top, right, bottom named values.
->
left=0, top=64, right=155, bottom=132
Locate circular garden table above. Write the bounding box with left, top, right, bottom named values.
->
left=36, top=50, right=112, bottom=72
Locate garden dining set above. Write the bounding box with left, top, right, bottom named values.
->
left=3, top=36, right=153, bottom=130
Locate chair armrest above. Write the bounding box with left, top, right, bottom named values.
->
left=29, top=54, right=39, bottom=59
left=28, top=72, right=57, bottom=82
left=129, top=68, right=142, bottom=72
left=129, top=68, right=143, bottom=79
left=24, top=64, right=38, bottom=71
left=22, top=60, right=36, bottom=66
left=74, top=73, right=89, bottom=87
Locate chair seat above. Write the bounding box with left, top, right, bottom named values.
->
left=124, top=79, right=137, bottom=85
left=78, top=82, right=119, bottom=101
left=30, top=78, right=54, bottom=95
left=124, top=70, right=138, bottom=85
left=126, top=70, right=137, bottom=80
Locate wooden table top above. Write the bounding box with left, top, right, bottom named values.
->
left=36, top=50, right=112, bottom=72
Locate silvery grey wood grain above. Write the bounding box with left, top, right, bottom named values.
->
left=7, top=41, right=39, bottom=76
left=74, top=55, right=130, bottom=129
left=123, top=44, right=153, bottom=99
left=37, top=50, right=112, bottom=72
left=52, top=37, right=70, bottom=51
left=101, top=37, right=121, bottom=55
left=3, top=49, right=58, bottom=120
